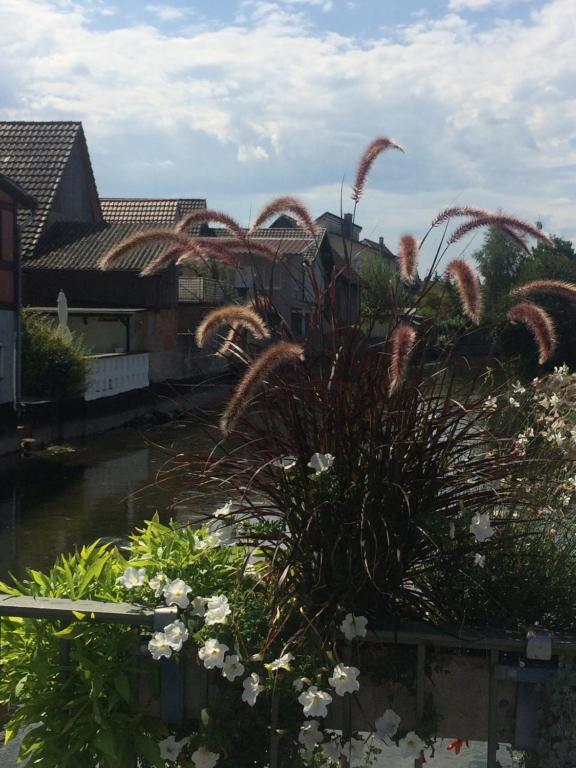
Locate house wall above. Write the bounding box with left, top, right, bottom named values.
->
left=67, top=315, right=129, bottom=354
left=46, top=134, right=100, bottom=228
left=23, top=268, right=178, bottom=310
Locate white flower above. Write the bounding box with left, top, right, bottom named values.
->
left=298, top=686, right=332, bottom=718
left=164, top=620, right=189, bottom=651
left=340, top=736, right=367, bottom=765
left=298, top=720, right=324, bottom=752
left=207, top=519, right=236, bottom=547
left=340, top=613, right=368, bottom=641
left=293, top=677, right=309, bottom=692
left=242, top=672, right=264, bottom=706
left=214, top=500, right=234, bottom=517
left=273, top=455, right=297, bottom=471
left=375, top=708, right=401, bottom=740
left=148, top=631, right=173, bottom=661
left=198, top=638, right=229, bottom=669
left=222, top=654, right=244, bottom=681
left=483, top=396, right=498, bottom=412
left=308, top=452, right=335, bottom=474
left=328, top=663, right=360, bottom=696
left=509, top=397, right=520, bottom=408
left=321, top=737, right=341, bottom=762
left=192, top=596, right=207, bottom=617
left=474, top=553, right=486, bottom=568
left=399, top=731, right=425, bottom=759
left=265, top=652, right=294, bottom=671
left=116, top=567, right=146, bottom=589
left=159, top=734, right=189, bottom=762
left=204, top=595, right=231, bottom=625
left=470, top=512, right=495, bottom=543
left=191, top=746, right=219, bottom=768
left=148, top=572, right=168, bottom=598
left=163, top=578, right=192, bottom=609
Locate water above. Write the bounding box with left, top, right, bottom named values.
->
left=0, top=420, right=226, bottom=581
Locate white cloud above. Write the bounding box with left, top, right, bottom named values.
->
left=448, top=0, right=524, bottom=10
left=145, top=4, right=186, bottom=22
left=0, top=0, right=574, bottom=253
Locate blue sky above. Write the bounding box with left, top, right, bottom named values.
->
left=0, top=0, right=574, bottom=257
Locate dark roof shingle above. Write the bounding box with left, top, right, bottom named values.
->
left=27, top=221, right=171, bottom=272
left=0, top=122, right=82, bottom=255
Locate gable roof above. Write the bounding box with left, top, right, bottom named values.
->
left=27, top=221, right=173, bottom=272
left=0, top=121, right=97, bottom=256
left=100, top=198, right=206, bottom=225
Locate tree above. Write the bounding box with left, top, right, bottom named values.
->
left=502, top=236, right=576, bottom=377
left=474, top=227, right=530, bottom=322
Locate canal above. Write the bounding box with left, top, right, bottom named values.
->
left=0, top=419, right=226, bottom=581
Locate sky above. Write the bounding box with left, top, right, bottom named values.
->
left=0, top=0, right=575, bottom=259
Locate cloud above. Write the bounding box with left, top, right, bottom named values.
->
left=448, top=0, right=524, bottom=10
left=145, top=4, right=186, bottom=22
left=0, top=0, right=574, bottom=255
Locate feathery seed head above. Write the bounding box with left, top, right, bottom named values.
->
left=352, top=137, right=404, bottom=202
left=398, top=234, right=419, bottom=281
left=195, top=305, right=270, bottom=349
left=220, top=342, right=304, bottom=435
left=388, top=324, right=417, bottom=396
left=445, top=259, right=483, bottom=324
left=507, top=302, right=557, bottom=364
left=251, top=197, right=320, bottom=237
left=511, top=280, right=576, bottom=303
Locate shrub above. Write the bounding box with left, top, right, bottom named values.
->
left=21, top=309, right=87, bottom=400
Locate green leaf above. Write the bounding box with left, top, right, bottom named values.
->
left=114, top=674, right=131, bottom=703
left=72, top=611, right=86, bottom=621
left=4, top=727, right=14, bottom=744
left=78, top=556, right=107, bottom=596
left=15, top=674, right=29, bottom=697
left=0, top=580, right=21, bottom=596
left=53, top=624, right=79, bottom=638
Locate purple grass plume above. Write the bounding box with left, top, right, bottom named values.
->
left=195, top=305, right=270, bottom=349
left=398, top=234, right=419, bottom=281
left=507, top=302, right=557, bottom=364
left=445, top=259, right=483, bottom=324
left=251, top=197, right=320, bottom=237
left=220, top=342, right=304, bottom=435
left=512, top=280, right=576, bottom=303
left=389, top=324, right=417, bottom=395
left=352, top=137, right=404, bottom=202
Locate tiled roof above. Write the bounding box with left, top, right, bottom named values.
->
left=27, top=222, right=171, bottom=272
left=211, top=226, right=324, bottom=262
left=100, top=198, right=206, bottom=224
left=0, top=122, right=83, bottom=256
left=0, top=172, right=36, bottom=209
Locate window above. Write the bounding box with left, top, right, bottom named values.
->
left=0, top=207, right=15, bottom=261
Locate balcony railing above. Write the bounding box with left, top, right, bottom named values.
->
left=84, top=352, right=149, bottom=401
left=178, top=277, right=227, bottom=304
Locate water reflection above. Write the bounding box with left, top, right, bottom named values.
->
left=0, top=422, right=223, bottom=580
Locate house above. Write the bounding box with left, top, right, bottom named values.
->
left=0, top=122, right=215, bottom=385
left=0, top=172, right=35, bottom=450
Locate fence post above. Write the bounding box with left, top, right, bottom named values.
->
left=487, top=648, right=499, bottom=768
left=414, top=644, right=426, bottom=768
left=153, top=607, right=184, bottom=725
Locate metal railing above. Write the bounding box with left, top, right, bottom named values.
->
left=2, top=595, right=576, bottom=766
left=178, top=277, right=227, bottom=304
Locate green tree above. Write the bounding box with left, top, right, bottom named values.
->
left=502, top=236, right=576, bottom=377
left=21, top=310, right=87, bottom=400
left=474, top=226, right=530, bottom=321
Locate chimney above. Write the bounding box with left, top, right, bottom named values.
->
left=379, top=236, right=384, bottom=248
left=343, top=213, right=353, bottom=240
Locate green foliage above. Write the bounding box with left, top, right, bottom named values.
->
left=0, top=519, right=272, bottom=768
left=21, top=309, right=88, bottom=400
left=474, top=227, right=530, bottom=322
left=359, top=257, right=404, bottom=325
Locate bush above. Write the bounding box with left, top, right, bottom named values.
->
left=21, top=309, right=87, bottom=400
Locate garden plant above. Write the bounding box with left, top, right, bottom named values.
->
left=3, top=138, right=576, bottom=767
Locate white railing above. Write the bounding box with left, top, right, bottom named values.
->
left=178, top=277, right=227, bottom=304
left=84, top=353, right=149, bottom=401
